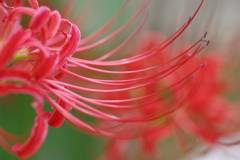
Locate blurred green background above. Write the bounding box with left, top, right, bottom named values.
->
left=0, top=94, right=104, bottom=160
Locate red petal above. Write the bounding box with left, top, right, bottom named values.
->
left=47, top=10, right=61, bottom=39
left=0, top=28, right=31, bottom=68
left=29, top=6, right=51, bottom=32
left=48, top=99, right=72, bottom=128
left=12, top=108, right=50, bottom=159
left=57, top=20, right=81, bottom=66
left=0, top=69, right=31, bottom=83
left=27, top=0, right=39, bottom=9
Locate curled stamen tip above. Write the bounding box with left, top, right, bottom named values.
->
left=188, top=16, right=191, bottom=22
left=201, top=62, right=207, bottom=67
left=204, top=32, right=207, bottom=38
left=206, top=40, right=210, bottom=46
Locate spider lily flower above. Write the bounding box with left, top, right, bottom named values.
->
left=45, top=0, right=206, bottom=137
left=0, top=1, right=80, bottom=78
left=98, top=32, right=237, bottom=160
left=0, top=0, right=79, bottom=158
left=0, top=0, right=207, bottom=159
left=103, top=32, right=238, bottom=159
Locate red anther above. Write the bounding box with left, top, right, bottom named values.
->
left=204, top=31, right=208, bottom=38
left=206, top=40, right=210, bottom=46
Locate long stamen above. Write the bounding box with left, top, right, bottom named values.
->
left=75, top=0, right=151, bottom=52
left=61, top=42, right=206, bottom=87
left=79, top=0, right=131, bottom=46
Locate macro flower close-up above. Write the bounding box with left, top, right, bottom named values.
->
left=0, top=0, right=240, bottom=159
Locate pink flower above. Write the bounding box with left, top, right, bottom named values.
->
left=0, top=0, right=208, bottom=159
left=99, top=31, right=237, bottom=159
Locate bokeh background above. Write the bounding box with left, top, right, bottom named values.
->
left=1, top=0, right=240, bottom=159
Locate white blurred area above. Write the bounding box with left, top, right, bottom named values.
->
left=182, top=135, right=240, bottom=160
left=148, top=0, right=240, bottom=42
left=184, top=146, right=240, bottom=160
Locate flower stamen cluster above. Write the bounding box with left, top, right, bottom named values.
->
left=0, top=0, right=209, bottom=159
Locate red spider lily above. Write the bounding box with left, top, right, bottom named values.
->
left=45, top=0, right=206, bottom=137
left=0, top=0, right=208, bottom=159
left=0, top=0, right=78, bottom=158
left=173, top=55, right=237, bottom=143
left=99, top=32, right=238, bottom=160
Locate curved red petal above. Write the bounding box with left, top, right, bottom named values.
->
left=29, top=6, right=51, bottom=31
left=12, top=108, right=50, bottom=159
